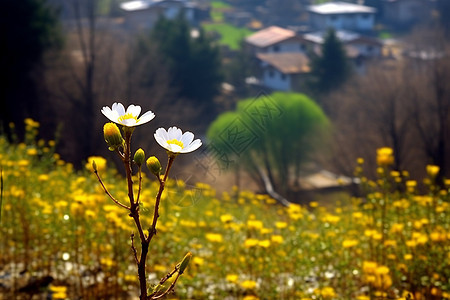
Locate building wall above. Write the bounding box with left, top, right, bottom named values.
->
left=310, top=13, right=375, bottom=31
left=264, top=40, right=307, bottom=53
left=349, top=42, right=382, bottom=57
left=262, top=68, right=291, bottom=91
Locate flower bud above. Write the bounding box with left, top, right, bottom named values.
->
left=103, top=122, right=124, bottom=151
left=146, top=156, right=162, bottom=177
left=134, top=148, right=145, bottom=167
left=178, top=252, right=192, bottom=275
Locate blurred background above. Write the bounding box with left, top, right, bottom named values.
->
left=1, top=0, right=450, bottom=196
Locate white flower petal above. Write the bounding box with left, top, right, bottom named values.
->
left=168, top=127, right=182, bottom=140
left=154, top=127, right=201, bottom=154
left=138, top=111, right=155, bottom=124
left=101, top=102, right=155, bottom=127
left=155, top=128, right=169, bottom=141
left=112, top=103, right=125, bottom=115
left=182, top=139, right=202, bottom=153
left=180, top=131, right=194, bottom=146
left=127, top=104, right=141, bottom=117
left=101, top=106, right=117, bottom=123
left=168, top=144, right=183, bottom=153
left=154, top=136, right=167, bottom=149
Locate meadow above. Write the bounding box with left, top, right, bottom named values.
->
left=202, top=0, right=253, bottom=51
left=0, top=120, right=449, bottom=299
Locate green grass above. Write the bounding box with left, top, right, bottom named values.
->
left=211, top=0, right=232, bottom=9
left=210, top=0, right=232, bottom=22
left=378, top=31, right=393, bottom=40
left=203, top=23, right=253, bottom=50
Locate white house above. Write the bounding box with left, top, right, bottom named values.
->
left=303, top=30, right=383, bottom=57
left=308, top=1, right=376, bottom=32
left=256, top=52, right=310, bottom=91
left=303, top=29, right=383, bottom=74
left=245, top=26, right=308, bottom=54
left=120, top=0, right=205, bottom=31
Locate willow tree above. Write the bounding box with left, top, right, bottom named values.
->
left=207, top=92, right=329, bottom=204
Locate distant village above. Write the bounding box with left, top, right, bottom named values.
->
left=52, top=0, right=442, bottom=93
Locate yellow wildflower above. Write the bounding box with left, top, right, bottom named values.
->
left=226, top=274, right=239, bottom=283
left=376, top=147, right=394, bottom=166
left=342, top=239, right=359, bottom=248
left=240, top=280, right=257, bottom=290
left=247, top=220, right=263, bottom=230
left=205, top=233, right=223, bottom=243
left=426, top=165, right=440, bottom=178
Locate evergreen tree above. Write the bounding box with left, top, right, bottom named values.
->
left=0, top=0, right=61, bottom=136
left=150, top=14, right=223, bottom=120
left=308, top=28, right=351, bottom=95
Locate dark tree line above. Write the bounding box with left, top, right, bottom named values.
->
left=0, top=0, right=62, bottom=138
left=1, top=1, right=223, bottom=166
left=324, top=29, right=450, bottom=184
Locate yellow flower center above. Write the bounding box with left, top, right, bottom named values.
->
left=167, top=139, right=184, bottom=149
left=118, top=113, right=138, bottom=123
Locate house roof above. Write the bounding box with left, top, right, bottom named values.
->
left=245, top=26, right=297, bottom=48
left=120, top=0, right=186, bottom=12
left=256, top=52, right=310, bottom=74
left=308, top=1, right=376, bottom=14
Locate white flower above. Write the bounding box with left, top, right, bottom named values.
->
left=101, top=102, right=155, bottom=127
left=154, top=127, right=202, bottom=154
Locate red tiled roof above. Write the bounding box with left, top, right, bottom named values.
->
left=245, top=26, right=297, bottom=48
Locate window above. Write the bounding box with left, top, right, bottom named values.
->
left=273, top=45, right=280, bottom=52
left=269, top=70, right=274, bottom=78
left=281, top=74, right=286, bottom=81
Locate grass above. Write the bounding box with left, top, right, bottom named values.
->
left=210, top=0, right=232, bottom=22
left=379, top=31, right=394, bottom=40
left=204, top=0, right=253, bottom=50
left=203, top=23, right=253, bottom=50
left=1, top=120, right=450, bottom=299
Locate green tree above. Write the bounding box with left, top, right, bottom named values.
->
left=308, top=28, right=351, bottom=96
left=150, top=14, right=223, bottom=121
left=0, top=0, right=61, bottom=136
left=207, top=92, right=329, bottom=203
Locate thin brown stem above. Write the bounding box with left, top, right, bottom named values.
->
left=94, top=169, right=130, bottom=210
left=122, top=128, right=149, bottom=300
left=136, top=167, right=143, bottom=205
left=130, top=233, right=139, bottom=265
left=150, top=264, right=181, bottom=300
left=147, top=155, right=176, bottom=244
left=152, top=272, right=181, bottom=300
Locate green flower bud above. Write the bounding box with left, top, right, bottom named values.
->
left=134, top=148, right=145, bottom=166
left=178, top=252, right=192, bottom=275
left=146, top=156, right=162, bottom=177
left=103, top=122, right=124, bottom=151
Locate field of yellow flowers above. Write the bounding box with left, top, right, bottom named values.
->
left=0, top=120, right=449, bottom=300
